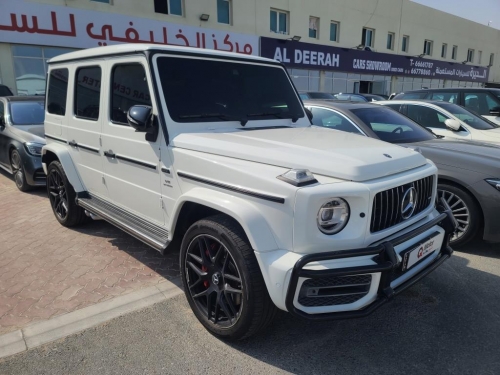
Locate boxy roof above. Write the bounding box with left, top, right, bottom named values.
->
left=48, top=43, right=274, bottom=64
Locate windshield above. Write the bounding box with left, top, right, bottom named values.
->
left=434, top=103, right=499, bottom=130
left=308, top=92, right=335, bottom=100
left=351, top=107, right=435, bottom=143
left=9, top=101, right=45, bottom=125
left=156, top=56, right=304, bottom=124
left=492, top=90, right=500, bottom=101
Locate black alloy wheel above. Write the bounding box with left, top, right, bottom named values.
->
left=180, top=215, right=276, bottom=340
left=186, top=234, right=243, bottom=327
left=10, top=149, right=31, bottom=191
left=46, top=161, right=88, bottom=227
left=48, top=166, right=69, bottom=221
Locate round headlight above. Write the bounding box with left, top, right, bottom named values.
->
left=317, top=198, right=350, bottom=235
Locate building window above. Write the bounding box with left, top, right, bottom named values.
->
left=441, top=44, right=447, bottom=58
left=309, top=17, right=319, bottom=39
left=401, top=35, right=409, bottom=52
left=11, top=45, right=76, bottom=96
left=362, top=28, right=374, bottom=47
left=217, top=0, right=231, bottom=24
left=329, top=21, right=339, bottom=42
left=154, top=0, right=183, bottom=16
left=490, top=53, right=495, bottom=66
left=423, top=40, right=433, bottom=56
left=386, top=32, right=395, bottom=50
left=452, top=45, right=458, bottom=60
left=75, top=67, right=101, bottom=121
left=478, top=51, right=482, bottom=64
left=270, top=9, right=288, bottom=35
left=467, top=49, right=475, bottom=63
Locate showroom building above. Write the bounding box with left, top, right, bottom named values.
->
left=0, top=0, right=499, bottom=96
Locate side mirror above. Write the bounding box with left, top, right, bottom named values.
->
left=304, top=107, right=313, bottom=122
left=127, top=105, right=158, bottom=142
left=444, top=119, right=461, bottom=131
left=489, top=106, right=500, bottom=116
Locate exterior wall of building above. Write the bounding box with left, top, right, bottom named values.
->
left=1, top=0, right=499, bottom=94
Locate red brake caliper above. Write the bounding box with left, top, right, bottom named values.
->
left=202, top=247, right=210, bottom=288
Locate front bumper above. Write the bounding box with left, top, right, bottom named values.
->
left=284, top=200, right=457, bottom=320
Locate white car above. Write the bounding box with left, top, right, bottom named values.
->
left=41, top=44, right=456, bottom=340
left=378, top=100, right=500, bottom=144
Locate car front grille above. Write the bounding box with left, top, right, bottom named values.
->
left=370, top=175, right=434, bottom=233
left=298, top=274, right=372, bottom=307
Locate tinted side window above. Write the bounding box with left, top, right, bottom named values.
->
left=75, top=67, right=101, bottom=121
left=430, top=92, right=458, bottom=104
left=310, top=107, right=363, bottom=134
left=406, top=105, right=449, bottom=129
left=464, top=92, right=500, bottom=115
left=111, top=64, right=152, bottom=125
left=47, top=68, right=69, bottom=116
left=0, top=102, right=4, bottom=121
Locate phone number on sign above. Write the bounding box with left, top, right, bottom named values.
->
left=411, top=68, right=432, bottom=76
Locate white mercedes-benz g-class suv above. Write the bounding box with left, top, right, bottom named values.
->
left=42, top=44, right=456, bottom=340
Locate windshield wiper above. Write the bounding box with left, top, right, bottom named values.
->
left=246, top=111, right=300, bottom=123
left=178, top=113, right=248, bottom=126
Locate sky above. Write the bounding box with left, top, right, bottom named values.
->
left=413, top=0, right=500, bottom=29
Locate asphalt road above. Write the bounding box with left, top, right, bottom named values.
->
left=1, top=241, right=500, bottom=375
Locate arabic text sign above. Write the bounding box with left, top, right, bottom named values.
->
left=261, top=37, right=489, bottom=82
left=0, top=0, right=258, bottom=55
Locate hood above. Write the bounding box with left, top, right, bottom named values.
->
left=409, top=138, right=500, bottom=177
left=171, top=126, right=426, bottom=182
left=8, top=124, right=46, bottom=144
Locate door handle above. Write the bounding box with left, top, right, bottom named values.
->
left=161, top=167, right=170, bottom=174
left=104, top=151, right=116, bottom=159
left=68, top=141, right=77, bottom=147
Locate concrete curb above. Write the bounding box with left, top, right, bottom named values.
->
left=0, top=277, right=183, bottom=360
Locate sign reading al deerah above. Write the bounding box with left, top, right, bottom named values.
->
left=261, top=37, right=489, bottom=82
left=0, top=0, right=258, bottom=55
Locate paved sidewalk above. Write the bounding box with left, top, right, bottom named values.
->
left=0, top=171, right=179, bottom=335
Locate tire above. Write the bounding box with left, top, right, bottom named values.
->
left=180, top=214, right=276, bottom=340
left=10, top=149, right=32, bottom=192
left=46, top=161, right=88, bottom=227
left=437, top=183, right=481, bottom=247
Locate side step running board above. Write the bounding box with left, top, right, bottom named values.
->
left=76, top=194, right=170, bottom=252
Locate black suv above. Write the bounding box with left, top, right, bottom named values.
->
left=394, top=88, right=500, bottom=125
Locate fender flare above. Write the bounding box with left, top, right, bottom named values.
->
left=42, top=143, right=85, bottom=192
left=170, top=187, right=279, bottom=252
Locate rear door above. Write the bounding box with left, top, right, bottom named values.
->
left=100, top=57, right=164, bottom=225
left=0, top=100, right=8, bottom=169
left=65, top=62, right=108, bottom=198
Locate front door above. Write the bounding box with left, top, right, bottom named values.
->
left=100, top=58, right=164, bottom=225
left=405, top=104, right=472, bottom=140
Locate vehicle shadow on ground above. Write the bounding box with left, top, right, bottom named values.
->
left=456, top=240, right=500, bottom=259
left=227, top=253, right=500, bottom=374
left=71, top=219, right=181, bottom=280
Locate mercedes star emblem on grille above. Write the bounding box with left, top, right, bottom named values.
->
left=401, top=186, right=418, bottom=220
